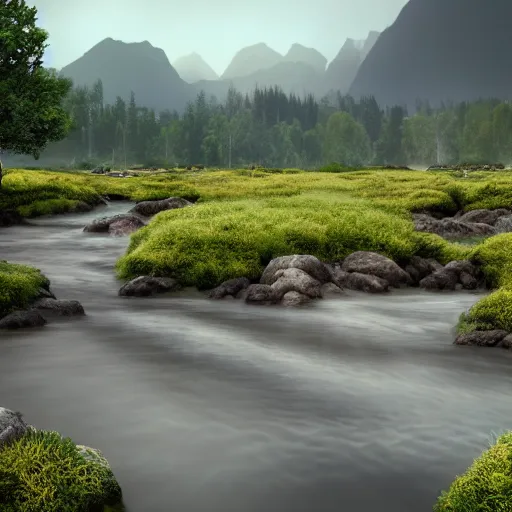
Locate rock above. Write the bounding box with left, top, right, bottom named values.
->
left=459, top=271, right=478, bottom=290
left=341, top=251, right=412, bottom=288
left=405, top=256, right=443, bottom=285
left=270, top=268, right=323, bottom=300
left=495, top=215, right=512, bottom=233
left=419, top=270, right=459, bottom=291
left=73, top=201, right=94, bottom=213
left=0, top=210, right=23, bottom=227
left=130, top=197, right=192, bottom=217
left=37, top=287, right=56, bottom=300
left=332, top=269, right=389, bottom=293
left=0, top=408, right=28, bottom=449
left=260, top=255, right=332, bottom=285
left=83, top=214, right=145, bottom=235
left=321, top=282, right=344, bottom=296
left=455, top=330, right=509, bottom=347
left=118, top=276, right=181, bottom=297
left=282, top=291, right=312, bottom=307
left=458, top=209, right=511, bottom=226
left=499, top=334, right=512, bottom=349
left=413, top=213, right=497, bottom=239
left=208, top=277, right=251, bottom=299
left=444, top=260, right=479, bottom=278
left=0, top=310, right=47, bottom=329
left=244, top=284, right=279, bottom=305
left=32, top=298, right=85, bottom=316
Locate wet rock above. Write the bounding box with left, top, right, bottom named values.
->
left=0, top=408, right=28, bottom=449
left=419, top=270, right=459, bottom=291
left=0, top=310, right=47, bottom=329
left=270, top=268, right=323, bottom=300
left=499, top=334, right=512, bottom=349
left=37, top=287, right=56, bottom=300
left=458, top=208, right=511, bottom=226
left=260, top=255, right=332, bottom=285
left=0, top=211, right=23, bottom=227
left=130, top=197, right=192, bottom=217
left=495, top=215, right=512, bottom=233
left=455, top=330, right=509, bottom=347
left=32, top=298, right=85, bottom=316
left=119, top=276, right=181, bottom=297
left=413, top=214, right=496, bottom=239
left=341, top=251, right=411, bottom=288
left=459, top=271, right=478, bottom=290
left=282, top=291, right=312, bottom=307
left=404, top=256, right=443, bottom=285
left=244, top=284, right=279, bottom=305
left=83, top=214, right=145, bottom=236
left=208, top=277, right=251, bottom=299
left=332, top=269, right=389, bottom=293
left=444, top=260, right=479, bottom=278
left=321, top=282, right=344, bottom=296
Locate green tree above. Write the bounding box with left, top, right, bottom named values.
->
left=0, top=0, right=72, bottom=186
left=402, top=114, right=436, bottom=165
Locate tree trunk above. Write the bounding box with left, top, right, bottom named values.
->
left=0, top=158, right=3, bottom=189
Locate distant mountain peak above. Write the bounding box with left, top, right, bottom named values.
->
left=284, top=43, right=327, bottom=73
left=173, top=52, right=218, bottom=83
left=221, top=43, right=283, bottom=79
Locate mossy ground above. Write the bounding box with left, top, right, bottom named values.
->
left=434, top=432, right=512, bottom=511
left=0, top=261, right=49, bottom=318
left=0, top=429, right=123, bottom=511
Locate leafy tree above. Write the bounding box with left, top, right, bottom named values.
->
left=0, top=0, right=72, bottom=186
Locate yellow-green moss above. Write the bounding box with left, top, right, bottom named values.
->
left=0, top=429, right=123, bottom=512
left=0, top=261, right=49, bottom=317
left=434, top=432, right=512, bottom=511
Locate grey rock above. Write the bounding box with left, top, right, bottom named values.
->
left=0, top=408, right=28, bottom=449
left=130, top=197, right=192, bottom=217
left=455, top=330, right=509, bottom=347
left=459, top=271, right=478, bottom=290
left=0, top=310, right=47, bottom=329
left=405, top=256, right=443, bottom=285
left=413, top=214, right=497, bottom=239
left=32, top=298, right=85, bottom=316
left=419, top=270, right=459, bottom=291
left=341, top=251, right=411, bottom=288
left=83, top=214, right=145, bottom=235
left=495, top=215, right=512, bottom=233
left=260, top=255, right=332, bottom=285
left=321, top=282, right=344, bottom=296
left=499, top=334, right=512, bottom=349
left=282, top=291, right=312, bottom=307
left=444, top=260, right=479, bottom=278
left=244, top=284, right=279, bottom=305
left=458, top=208, right=511, bottom=226
left=208, top=277, right=251, bottom=299
left=332, top=269, right=389, bottom=293
left=37, top=287, right=56, bottom=300
left=270, top=268, right=323, bottom=300
left=119, top=276, right=181, bottom=297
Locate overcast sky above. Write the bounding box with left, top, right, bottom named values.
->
left=30, top=0, right=408, bottom=74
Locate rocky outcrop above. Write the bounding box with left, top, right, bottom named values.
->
left=455, top=330, right=509, bottom=348
left=495, top=215, right=512, bottom=233
left=0, top=310, right=47, bottom=330
left=83, top=214, right=145, bottom=236
left=404, top=256, right=442, bottom=285
left=0, top=408, right=28, bottom=448
left=130, top=197, right=192, bottom=217
left=420, top=259, right=482, bottom=291
left=413, top=213, right=496, bottom=239
left=208, top=277, right=251, bottom=299
left=32, top=298, right=85, bottom=316
left=119, top=276, right=181, bottom=297
left=458, top=209, right=511, bottom=226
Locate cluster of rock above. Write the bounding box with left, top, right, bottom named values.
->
left=455, top=330, right=512, bottom=349
left=427, top=163, right=506, bottom=171
left=414, top=208, right=512, bottom=239
left=0, top=283, right=85, bottom=330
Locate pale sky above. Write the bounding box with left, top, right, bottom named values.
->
left=30, top=0, right=408, bottom=75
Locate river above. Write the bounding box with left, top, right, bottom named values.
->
left=0, top=202, right=510, bottom=512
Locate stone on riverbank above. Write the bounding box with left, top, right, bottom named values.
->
left=130, top=197, right=192, bottom=217
left=244, top=284, right=279, bottom=305
left=282, top=291, right=312, bottom=307
left=413, top=213, right=497, bottom=239
left=454, top=330, right=509, bottom=347
left=83, top=214, right=146, bottom=236
left=457, top=208, right=511, bottom=226
left=208, top=277, right=251, bottom=299
left=0, top=408, right=28, bottom=448
left=119, top=276, right=182, bottom=297
left=260, top=255, right=332, bottom=285
left=404, top=256, right=442, bottom=285
left=332, top=269, right=389, bottom=293
left=32, top=298, right=85, bottom=316
left=0, top=310, right=47, bottom=329
left=420, top=260, right=482, bottom=291
left=270, top=268, right=323, bottom=300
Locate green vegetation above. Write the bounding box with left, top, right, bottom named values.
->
left=435, top=432, right=512, bottom=511
left=0, top=261, right=49, bottom=318
left=0, top=429, right=123, bottom=511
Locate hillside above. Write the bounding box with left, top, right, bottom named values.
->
left=323, top=38, right=362, bottom=95
left=221, top=43, right=283, bottom=79
left=284, top=43, right=327, bottom=73
left=60, top=38, right=192, bottom=113
left=173, top=53, right=219, bottom=83
left=349, top=0, right=512, bottom=107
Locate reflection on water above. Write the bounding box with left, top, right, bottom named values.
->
left=0, top=203, right=510, bottom=512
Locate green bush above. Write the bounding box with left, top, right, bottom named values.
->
left=434, top=432, right=512, bottom=511
left=0, top=261, right=49, bottom=318
left=0, top=429, right=122, bottom=511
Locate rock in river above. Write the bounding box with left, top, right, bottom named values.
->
left=260, top=255, right=332, bottom=285
left=130, top=197, right=193, bottom=217
left=455, top=330, right=509, bottom=348
left=83, top=214, right=145, bottom=236
left=270, top=268, right=323, bottom=300
left=332, top=269, right=389, bottom=293
left=0, top=310, right=47, bottom=330
left=32, top=298, right=86, bottom=316
left=208, top=277, right=251, bottom=299
left=119, top=276, right=182, bottom=297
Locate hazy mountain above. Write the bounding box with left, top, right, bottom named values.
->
left=60, top=38, right=192, bottom=112
left=349, top=0, right=512, bottom=107
left=361, top=30, right=380, bottom=58
left=173, top=52, right=218, bottom=83
left=283, top=43, right=327, bottom=73
left=221, top=43, right=283, bottom=79
left=324, top=38, right=362, bottom=95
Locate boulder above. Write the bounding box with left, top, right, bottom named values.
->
left=404, top=256, right=443, bottom=285
left=244, top=284, right=279, bottom=305
left=458, top=209, right=511, bottom=226
left=0, top=310, right=47, bottom=329
left=413, top=214, right=496, bottom=239
left=130, top=197, right=192, bottom=217
left=83, top=214, right=145, bottom=236
left=444, top=260, right=479, bottom=278
left=419, top=270, right=459, bottom=291
left=282, top=291, right=312, bottom=307
left=499, top=334, right=512, bottom=349
left=32, top=298, right=85, bottom=316
left=321, top=283, right=344, bottom=296
left=118, top=276, right=181, bottom=297
left=260, top=255, right=332, bottom=285
left=341, top=251, right=412, bottom=287
left=332, top=269, right=389, bottom=293
left=459, top=271, right=478, bottom=290
left=208, top=277, right=251, bottom=299
left=495, top=215, right=512, bottom=233
left=0, top=408, right=28, bottom=449
left=37, top=287, right=56, bottom=300
left=455, top=330, right=509, bottom=347
left=270, top=268, right=323, bottom=300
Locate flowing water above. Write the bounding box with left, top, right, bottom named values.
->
left=1, top=202, right=511, bottom=512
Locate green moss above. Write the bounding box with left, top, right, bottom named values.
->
left=434, top=432, right=512, bottom=511
left=0, top=429, right=123, bottom=512
left=0, top=261, right=49, bottom=318
left=17, top=198, right=80, bottom=217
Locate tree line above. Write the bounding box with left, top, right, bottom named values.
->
left=43, top=80, right=512, bottom=169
